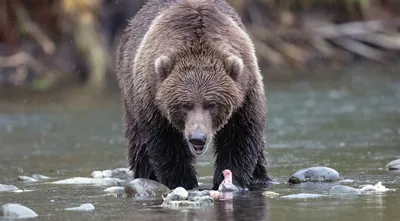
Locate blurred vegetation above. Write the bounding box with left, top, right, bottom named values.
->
left=0, top=0, right=399, bottom=92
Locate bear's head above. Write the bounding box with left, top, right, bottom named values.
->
left=154, top=50, right=246, bottom=155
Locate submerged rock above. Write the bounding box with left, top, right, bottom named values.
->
left=281, top=193, right=325, bottom=199
left=164, top=196, right=214, bottom=209
left=17, top=176, right=38, bottom=183
left=31, top=174, right=52, bottom=180
left=110, top=168, right=133, bottom=180
left=124, top=178, right=170, bottom=198
left=51, top=177, right=122, bottom=186
left=288, top=166, right=340, bottom=184
left=359, top=182, right=395, bottom=193
left=385, top=159, right=400, bottom=171
left=64, top=203, right=95, bottom=212
left=162, top=187, right=214, bottom=208
left=91, top=168, right=133, bottom=180
left=330, top=185, right=361, bottom=195
left=0, top=184, right=19, bottom=192
left=262, top=191, right=280, bottom=198
left=163, top=187, right=189, bottom=202
left=188, top=190, right=211, bottom=198
left=0, top=203, right=38, bottom=219
left=103, top=186, right=125, bottom=196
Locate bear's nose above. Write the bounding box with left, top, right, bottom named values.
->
left=189, top=131, right=207, bottom=146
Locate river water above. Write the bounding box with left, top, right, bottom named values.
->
left=0, top=67, right=399, bottom=220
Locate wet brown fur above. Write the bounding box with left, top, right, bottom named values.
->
left=116, top=0, right=271, bottom=190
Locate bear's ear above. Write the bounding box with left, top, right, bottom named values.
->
left=155, top=55, right=173, bottom=82
left=225, top=55, right=244, bottom=81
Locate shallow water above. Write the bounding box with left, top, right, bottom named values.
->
left=1, top=68, right=399, bottom=220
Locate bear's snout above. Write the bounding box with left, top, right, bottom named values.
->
left=188, top=131, right=207, bottom=154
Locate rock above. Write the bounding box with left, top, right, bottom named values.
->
left=262, top=191, right=280, bottom=198
left=31, top=174, right=51, bottom=180
left=124, top=178, right=170, bottom=198
left=359, top=182, right=395, bottom=193
left=338, top=179, right=355, bottom=183
left=51, top=177, right=122, bottom=186
left=17, top=176, right=38, bottom=183
left=161, top=187, right=214, bottom=208
left=64, top=203, right=95, bottom=212
left=12, top=189, right=34, bottom=193
left=110, top=168, right=133, bottom=180
left=91, top=168, right=133, bottom=180
left=0, top=184, right=19, bottom=192
left=163, top=187, right=189, bottom=202
left=103, top=186, right=125, bottom=195
left=91, top=171, right=104, bottom=179
left=281, top=193, right=325, bottom=199
left=288, top=166, right=340, bottom=184
left=385, top=159, right=400, bottom=171
left=330, top=185, right=361, bottom=195
left=188, top=190, right=211, bottom=198
left=162, top=196, right=214, bottom=209
left=0, top=203, right=38, bottom=219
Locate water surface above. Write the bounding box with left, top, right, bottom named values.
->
left=0, top=68, right=399, bottom=220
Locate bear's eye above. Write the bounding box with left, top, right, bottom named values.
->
left=204, top=102, right=217, bottom=110
left=181, top=103, right=193, bottom=112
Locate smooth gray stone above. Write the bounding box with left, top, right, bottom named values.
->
left=0, top=203, right=38, bottom=219
left=288, top=166, right=340, bottom=184
left=124, top=178, right=170, bottom=198
left=385, top=159, right=400, bottom=171
left=17, top=176, right=38, bottom=183
left=91, top=168, right=133, bottom=180
left=163, top=187, right=188, bottom=202
left=31, top=174, right=51, bottom=180
left=51, top=177, right=122, bottom=186
left=281, top=193, right=325, bottom=199
left=64, top=203, right=95, bottom=212
left=162, top=196, right=214, bottom=208
left=330, top=185, right=361, bottom=195
left=0, top=184, right=19, bottom=192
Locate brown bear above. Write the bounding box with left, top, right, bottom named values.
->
left=116, top=0, right=271, bottom=190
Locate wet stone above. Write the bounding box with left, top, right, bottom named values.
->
left=31, top=174, right=51, bottom=180
left=281, top=193, right=325, bottom=199
left=385, top=159, right=400, bottom=171
left=91, top=168, right=133, bottom=180
left=0, top=184, right=19, bottom=192
left=103, top=186, right=125, bottom=196
left=262, top=191, right=280, bottom=198
left=358, top=182, right=395, bottom=193
left=124, top=178, right=170, bottom=198
left=188, top=190, right=211, bottom=198
left=64, top=203, right=95, bottom=212
left=288, top=166, right=340, bottom=184
left=165, top=196, right=214, bottom=209
left=330, top=185, right=361, bottom=195
left=162, top=187, right=214, bottom=208
left=51, top=177, right=122, bottom=186
left=17, top=176, right=38, bottom=183
left=0, top=203, right=38, bottom=219
left=163, top=187, right=189, bottom=202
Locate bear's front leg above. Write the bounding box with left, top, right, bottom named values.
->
left=249, top=151, right=273, bottom=189
left=212, top=97, right=270, bottom=190
left=146, top=125, right=199, bottom=190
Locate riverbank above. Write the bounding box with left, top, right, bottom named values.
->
left=0, top=0, right=399, bottom=93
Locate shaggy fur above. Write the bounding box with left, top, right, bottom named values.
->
left=116, top=0, right=271, bottom=190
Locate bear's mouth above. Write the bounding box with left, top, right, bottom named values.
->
left=189, top=144, right=206, bottom=155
